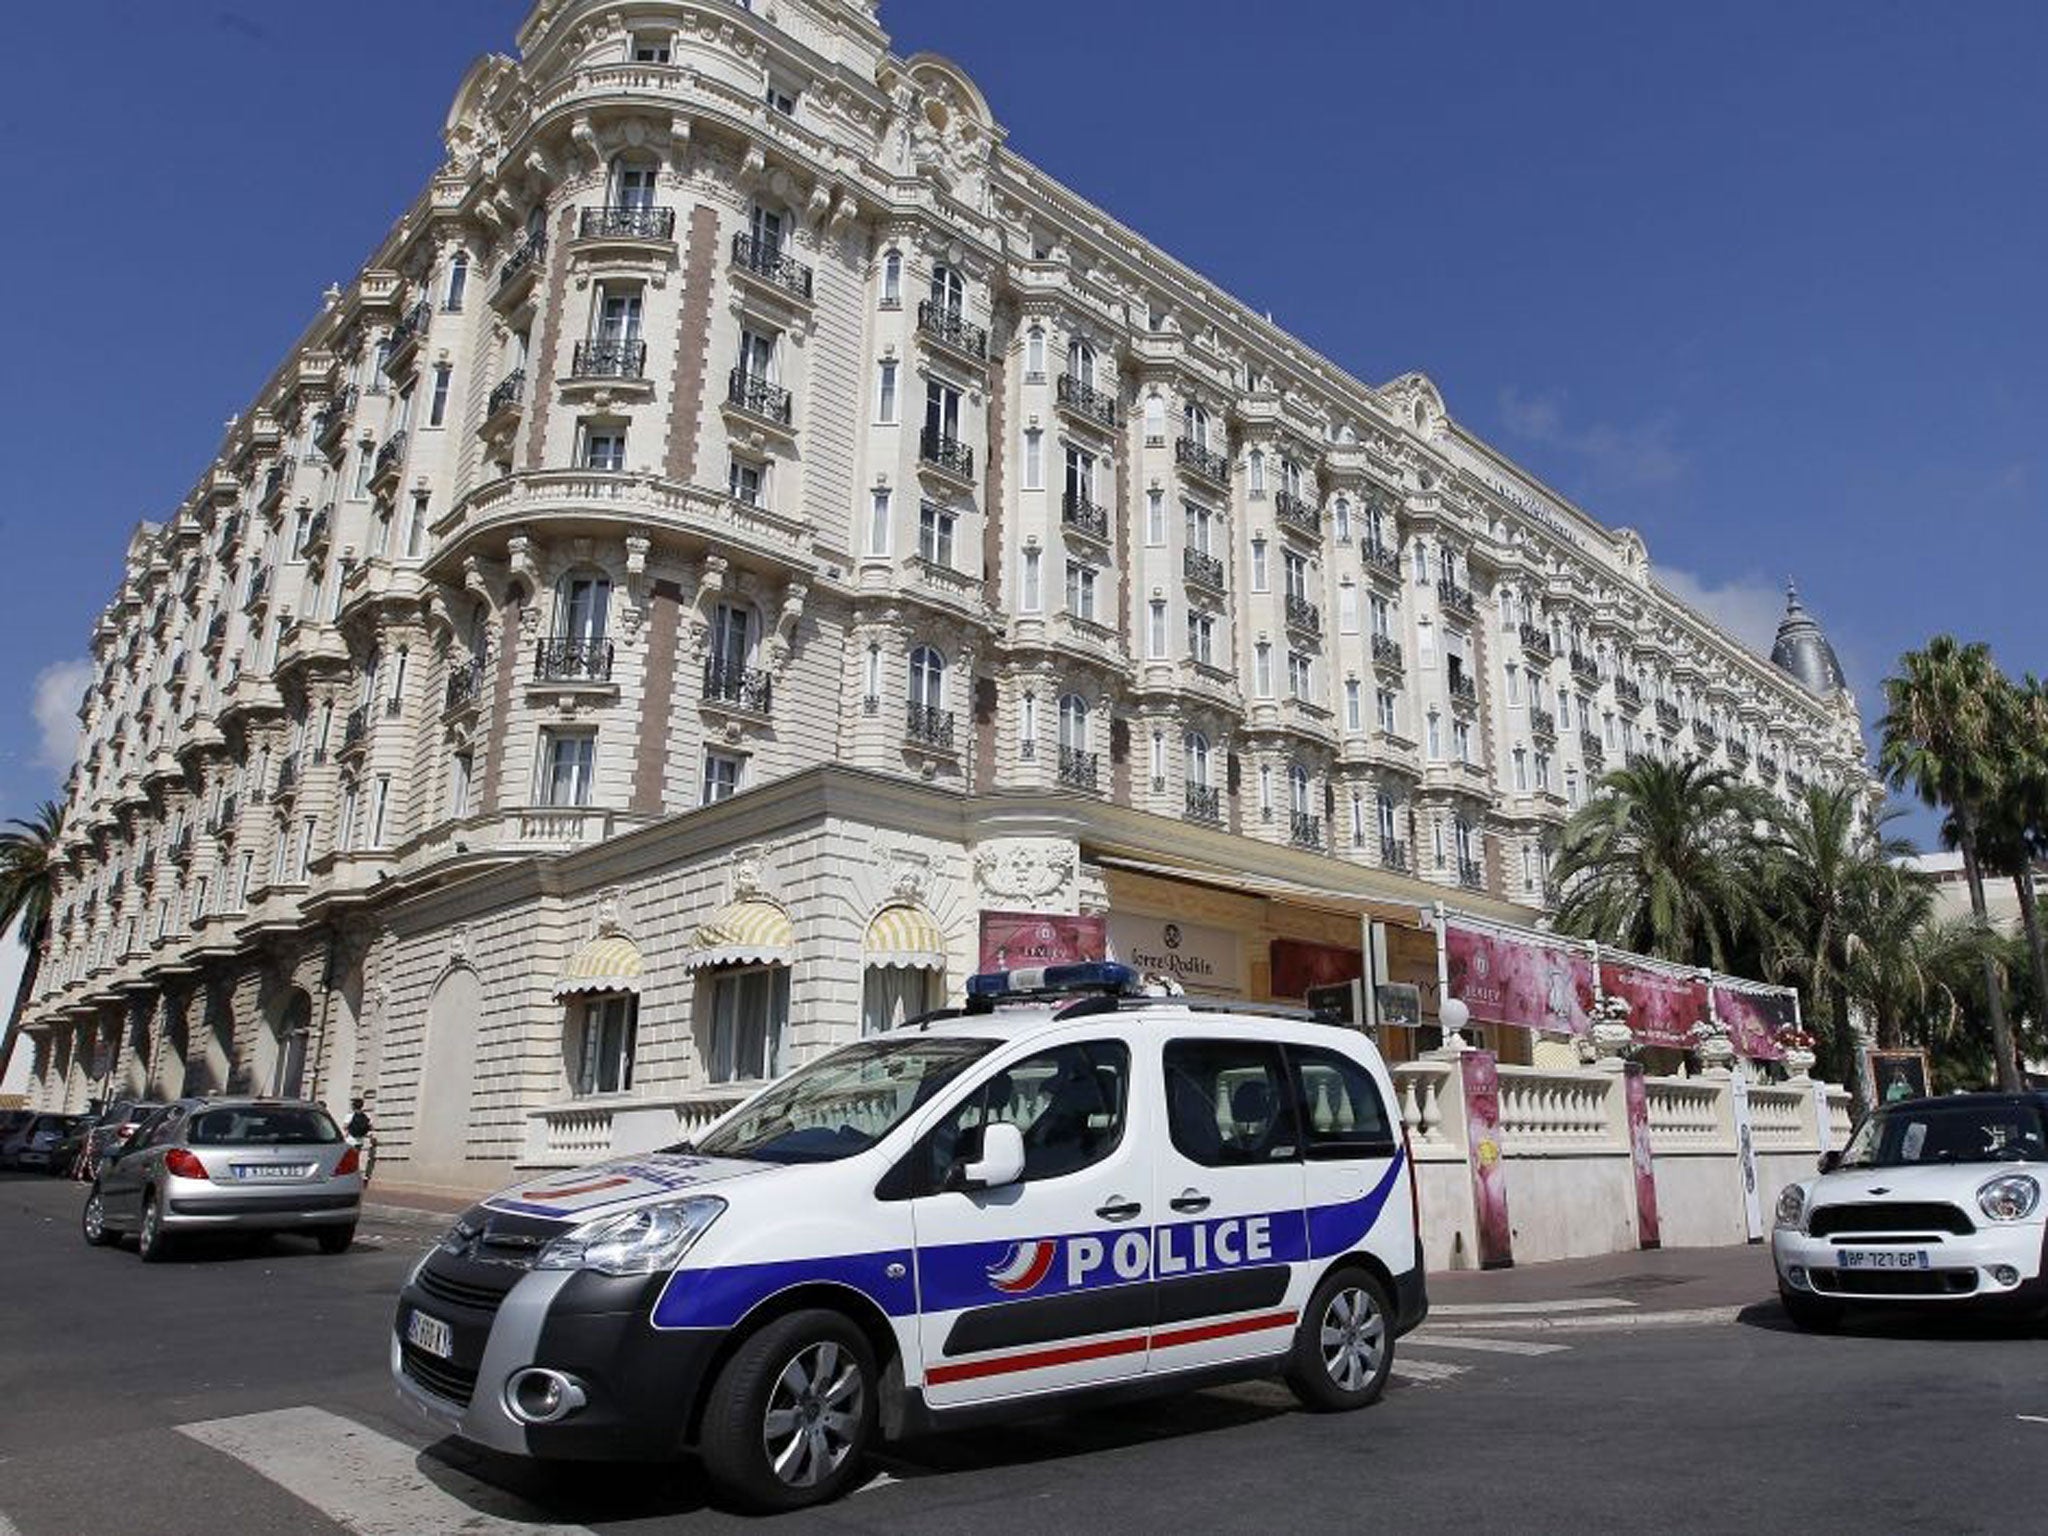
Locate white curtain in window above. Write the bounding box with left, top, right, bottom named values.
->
left=861, top=967, right=936, bottom=1036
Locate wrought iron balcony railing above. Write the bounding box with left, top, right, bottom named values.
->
left=1362, top=540, right=1402, bottom=577
left=731, top=232, right=813, bottom=298
left=1061, top=491, right=1108, bottom=542
left=536, top=637, right=615, bottom=682
left=919, top=429, right=974, bottom=481
left=487, top=368, right=526, bottom=417
left=1569, top=650, right=1601, bottom=684
left=1372, top=633, right=1403, bottom=671
left=341, top=704, right=368, bottom=749
left=273, top=754, right=298, bottom=798
left=1458, top=858, right=1486, bottom=891
left=1614, top=676, right=1642, bottom=708
left=578, top=204, right=675, bottom=241
left=374, top=430, right=408, bottom=479
left=1175, top=436, right=1229, bottom=485
left=1056, top=373, right=1117, bottom=429
left=1656, top=699, right=1682, bottom=732
left=1290, top=812, right=1324, bottom=850
left=1694, top=722, right=1719, bottom=749
left=1437, top=578, right=1476, bottom=617
left=905, top=701, right=955, bottom=749
left=1581, top=730, right=1606, bottom=762
left=497, top=229, right=547, bottom=292
left=1274, top=491, right=1320, bottom=537
left=704, top=659, right=772, bottom=714
left=1183, top=547, right=1225, bottom=591
left=1057, top=745, right=1099, bottom=791
left=1285, top=594, right=1321, bottom=634
left=1759, top=754, right=1780, bottom=781
left=1529, top=706, right=1557, bottom=738
left=1380, top=837, right=1409, bottom=873
left=1185, top=784, right=1221, bottom=824
left=1448, top=672, right=1478, bottom=706
left=444, top=660, right=481, bottom=712
left=571, top=338, right=646, bottom=379
left=916, top=301, right=988, bottom=361
left=727, top=368, right=792, bottom=425
left=1519, top=622, right=1554, bottom=661
left=386, top=298, right=430, bottom=359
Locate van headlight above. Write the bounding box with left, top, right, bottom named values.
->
left=1977, top=1175, right=2041, bottom=1223
left=535, top=1196, right=726, bottom=1276
left=1775, top=1185, right=1807, bottom=1230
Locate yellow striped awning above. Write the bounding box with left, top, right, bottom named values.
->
left=689, top=898, right=795, bottom=969
left=553, top=934, right=644, bottom=997
left=864, top=905, right=947, bottom=970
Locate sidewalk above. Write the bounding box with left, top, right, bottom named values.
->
left=1425, top=1241, right=1777, bottom=1327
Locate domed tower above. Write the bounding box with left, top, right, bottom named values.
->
left=1770, top=581, right=1847, bottom=694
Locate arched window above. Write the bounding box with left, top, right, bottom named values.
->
left=1183, top=401, right=1209, bottom=449
left=881, top=249, right=902, bottom=306
left=1025, top=326, right=1045, bottom=377
left=1143, top=394, right=1166, bottom=442
left=1067, top=336, right=1095, bottom=383
left=928, top=263, right=963, bottom=317
left=1057, top=693, right=1089, bottom=750
left=1333, top=497, right=1350, bottom=541
left=1185, top=731, right=1211, bottom=787
left=1289, top=763, right=1312, bottom=817
left=445, top=251, right=469, bottom=311
left=908, top=645, right=945, bottom=709
left=1248, top=449, right=1266, bottom=494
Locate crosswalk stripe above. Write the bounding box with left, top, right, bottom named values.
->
left=1389, top=1356, right=1469, bottom=1383
left=1429, top=1297, right=1636, bottom=1316
left=177, top=1406, right=594, bottom=1536
left=1403, top=1332, right=1568, bottom=1356
left=0, top=1510, right=22, bottom=1536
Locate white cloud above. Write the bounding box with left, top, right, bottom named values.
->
left=1652, top=566, right=1787, bottom=656
left=1498, top=386, right=1688, bottom=492
left=30, top=658, right=93, bottom=772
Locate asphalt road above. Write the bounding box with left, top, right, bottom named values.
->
left=4, top=1170, right=2048, bottom=1534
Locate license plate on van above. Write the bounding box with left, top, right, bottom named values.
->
left=407, top=1309, right=454, bottom=1359
left=1835, top=1248, right=1930, bottom=1270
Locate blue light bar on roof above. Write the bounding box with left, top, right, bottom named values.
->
left=966, top=961, right=1143, bottom=1002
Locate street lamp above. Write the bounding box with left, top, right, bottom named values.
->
left=1439, top=996, right=1471, bottom=1054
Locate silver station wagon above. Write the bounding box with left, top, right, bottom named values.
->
left=82, top=1097, right=365, bottom=1261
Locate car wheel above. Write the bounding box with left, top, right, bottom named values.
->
left=699, top=1309, right=878, bottom=1512
left=81, top=1186, right=118, bottom=1247
left=1779, top=1286, right=1842, bottom=1332
left=316, top=1225, right=356, bottom=1255
left=1287, top=1266, right=1396, bottom=1412
left=137, top=1191, right=175, bottom=1264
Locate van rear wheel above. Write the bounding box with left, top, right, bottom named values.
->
left=699, top=1309, right=878, bottom=1512
left=1287, top=1267, right=1395, bottom=1411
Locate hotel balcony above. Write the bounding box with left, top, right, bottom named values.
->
left=384, top=299, right=430, bottom=373
left=444, top=660, right=481, bottom=713
left=1614, top=676, right=1643, bottom=709
left=1372, top=634, right=1404, bottom=672
left=1290, top=812, right=1324, bottom=850
left=918, top=429, right=974, bottom=484
left=905, top=701, right=955, bottom=750
left=535, top=637, right=615, bottom=683
left=1437, top=578, right=1477, bottom=618
left=703, top=659, right=773, bottom=715
left=1529, top=706, right=1557, bottom=740
left=1057, top=745, right=1099, bottom=792
left=1656, top=700, right=1682, bottom=732
left=1055, top=373, right=1118, bottom=430
left=1380, top=837, right=1410, bottom=873
left=1183, top=547, right=1225, bottom=593
left=1458, top=858, right=1486, bottom=891
left=1519, top=622, right=1554, bottom=663
left=730, top=233, right=814, bottom=301
left=1569, top=650, right=1601, bottom=685
left=1175, top=437, right=1229, bottom=486
left=726, top=368, right=792, bottom=428
left=916, top=301, right=988, bottom=363
left=1061, top=491, right=1109, bottom=545
left=1284, top=594, right=1321, bottom=636
left=576, top=203, right=676, bottom=247
left=1185, top=784, right=1221, bottom=825
left=492, top=229, right=547, bottom=308
left=485, top=368, right=526, bottom=428
left=1274, top=491, right=1320, bottom=540
left=570, top=338, right=646, bottom=380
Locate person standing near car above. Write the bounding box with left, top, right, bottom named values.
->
left=346, top=1097, right=376, bottom=1184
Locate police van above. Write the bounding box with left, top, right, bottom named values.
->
left=392, top=963, right=1426, bottom=1510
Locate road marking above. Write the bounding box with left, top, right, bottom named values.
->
left=2017, top=1414, right=2048, bottom=1425
left=178, top=1406, right=594, bottom=1536
left=1404, top=1332, right=1568, bottom=1356
left=1429, top=1297, right=1637, bottom=1316
left=0, top=1510, right=21, bottom=1536
left=1427, top=1305, right=1743, bottom=1333
left=1389, top=1356, right=1469, bottom=1383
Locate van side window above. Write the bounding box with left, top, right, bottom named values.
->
left=1286, top=1045, right=1396, bottom=1159
left=924, top=1040, right=1130, bottom=1189
left=1164, top=1040, right=1299, bottom=1167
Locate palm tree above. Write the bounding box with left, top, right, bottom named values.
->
left=1878, top=638, right=2020, bottom=1089
left=1761, top=785, right=1915, bottom=1084
left=0, top=801, right=64, bottom=1083
left=1979, top=674, right=2048, bottom=1028
left=1551, top=756, right=1777, bottom=971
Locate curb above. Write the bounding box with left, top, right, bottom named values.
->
left=1424, top=1305, right=1746, bottom=1333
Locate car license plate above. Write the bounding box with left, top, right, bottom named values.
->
left=407, top=1310, right=454, bottom=1360
left=1835, top=1248, right=1931, bottom=1270
left=233, top=1163, right=312, bottom=1180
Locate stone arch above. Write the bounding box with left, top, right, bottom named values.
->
left=410, top=964, right=483, bottom=1182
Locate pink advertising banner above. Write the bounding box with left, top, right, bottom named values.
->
left=1598, top=961, right=1709, bottom=1051
left=1460, top=1051, right=1514, bottom=1269
left=1444, top=922, right=1596, bottom=1037
left=977, top=911, right=1105, bottom=971
left=1711, top=984, right=1793, bottom=1061
left=1623, top=1065, right=1661, bottom=1250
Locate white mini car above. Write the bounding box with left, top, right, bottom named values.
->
left=1772, top=1092, right=2048, bottom=1330
left=392, top=963, right=1426, bottom=1510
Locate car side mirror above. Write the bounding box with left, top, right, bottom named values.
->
left=1817, top=1150, right=1841, bottom=1175
left=958, top=1121, right=1026, bottom=1191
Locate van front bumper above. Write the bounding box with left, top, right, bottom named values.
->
left=393, top=1256, right=725, bottom=1461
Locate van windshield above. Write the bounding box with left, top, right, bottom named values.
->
left=1840, top=1101, right=2048, bottom=1168
left=693, top=1037, right=995, bottom=1165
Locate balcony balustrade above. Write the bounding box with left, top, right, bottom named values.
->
left=703, top=659, right=773, bottom=714
left=730, top=232, right=814, bottom=299
left=916, top=301, right=988, bottom=361
left=495, top=229, right=547, bottom=294
left=1448, top=672, right=1478, bottom=706
left=1290, top=812, right=1324, bottom=850
left=341, top=704, right=368, bottom=749
left=1518, top=622, right=1554, bottom=662
left=1581, top=730, right=1606, bottom=763
left=1615, top=676, right=1643, bottom=708
left=1362, top=541, right=1401, bottom=578
left=727, top=368, right=792, bottom=425
left=905, top=701, right=955, bottom=749
left=445, top=660, right=482, bottom=712
left=487, top=368, right=526, bottom=418
left=1061, top=492, right=1108, bottom=542
left=535, top=637, right=615, bottom=682
left=1380, top=837, right=1410, bottom=873
left=1284, top=594, right=1321, bottom=634
left=1529, top=706, right=1557, bottom=738
left=578, top=204, right=675, bottom=241
left=919, top=429, right=974, bottom=481
left=1055, top=373, right=1118, bottom=429
left=1458, top=858, right=1486, bottom=891
left=1437, top=578, right=1476, bottom=617
left=1371, top=633, right=1404, bottom=671
left=571, top=338, right=646, bottom=380
left=1057, top=745, right=1099, bottom=791
left=1183, top=547, right=1225, bottom=591
left=1185, top=784, right=1221, bottom=824
left=1656, top=700, right=1682, bottom=732
left=1694, top=722, right=1720, bottom=749
left=1569, top=650, right=1601, bottom=684
left=1175, top=436, right=1229, bottom=485
left=374, top=430, right=409, bottom=480
left=1274, top=491, right=1320, bottom=538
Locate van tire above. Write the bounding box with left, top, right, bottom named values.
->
left=1287, top=1266, right=1395, bottom=1411
left=698, top=1308, right=878, bottom=1512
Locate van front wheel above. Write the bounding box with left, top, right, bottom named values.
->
left=1287, top=1267, right=1395, bottom=1411
left=699, top=1309, right=878, bottom=1512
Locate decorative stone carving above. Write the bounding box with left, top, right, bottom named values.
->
left=595, top=887, right=623, bottom=937
left=1588, top=994, right=1636, bottom=1072
left=972, top=837, right=1076, bottom=905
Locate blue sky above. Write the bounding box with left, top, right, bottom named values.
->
left=1, top=0, right=2040, bottom=851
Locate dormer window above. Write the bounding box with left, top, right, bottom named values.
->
left=765, top=76, right=799, bottom=117
left=631, top=33, right=671, bottom=63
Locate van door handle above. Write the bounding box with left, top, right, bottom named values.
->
left=1095, top=1198, right=1142, bottom=1222
left=1169, top=1190, right=1211, bottom=1214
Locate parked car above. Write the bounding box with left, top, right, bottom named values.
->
left=0, top=1110, right=33, bottom=1150
left=1, top=1114, right=91, bottom=1173
left=83, top=1097, right=364, bottom=1261
left=53, top=1116, right=98, bottom=1178
left=1773, top=1091, right=2048, bottom=1329
left=80, top=1099, right=170, bottom=1180
left=394, top=961, right=1427, bottom=1511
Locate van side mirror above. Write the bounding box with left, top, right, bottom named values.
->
left=958, top=1121, right=1026, bottom=1191
left=1817, top=1150, right=1841, bottom=1175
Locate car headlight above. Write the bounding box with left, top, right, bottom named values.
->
left=535, top=1196, right=726, bottom=1277
left=1977, top=1175, right=2041, bottom=1223
left=1775, top=1185, right=1807, bottom=1230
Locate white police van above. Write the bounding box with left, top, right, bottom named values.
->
left=393, top=963, right=1427, bottom=1510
